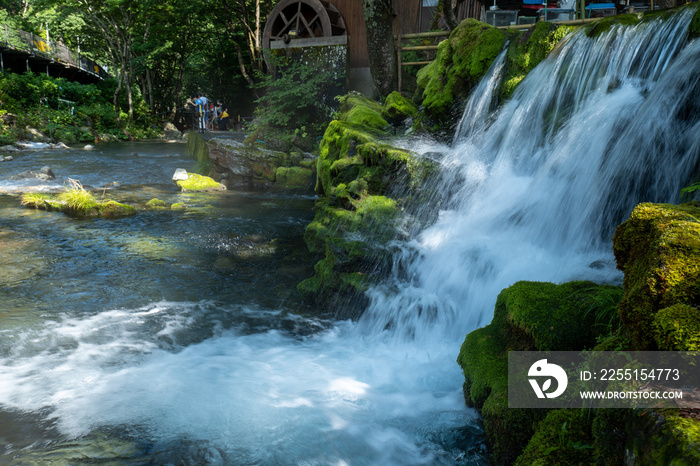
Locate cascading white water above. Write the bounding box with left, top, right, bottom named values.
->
left=359, top=8, right=700, bottom=344
left=1, top=9, right=699, bottom=465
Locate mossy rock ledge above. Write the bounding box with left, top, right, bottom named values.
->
left=612, top=202, right=700, bottom=350
left=414, top=19, right=571, bottom=134
left=298, top=93, right=434, bottom=315
left=186, top=132, right=316, bottom=191
left=459, top=202, right=700, bottom=464
left=457, top=280, right=622, bottom=465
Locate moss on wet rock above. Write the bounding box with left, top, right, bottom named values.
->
left=457, top=280, right=621, bottom=463
left=301, top=93, right=433, bottom=312
left=20, top=191, right=136, bottom=218
left=275, top=166, right=314, bottom=190
left=501, top=22, right=572, bottom=100
left=612, top=202, right=700, bottom=349
left=652, top=303, right=700, bottom=350
left=381, top=91, right=418, bottom=124
left=175, top=172, right=226, bottom=192
left=419, top=19, right=506, bottom=123
left=515, top=410, right=595, bottom=466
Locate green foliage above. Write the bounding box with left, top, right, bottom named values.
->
left=516, top=410, right=594, bottom=466
left=250, top=53, right=344, bottom=141
left=681, top=181, right=700, bottom=195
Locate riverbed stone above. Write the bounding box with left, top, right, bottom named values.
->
left=172, top=168, right=189, bottom=181
left=10, top=166, right=55, bottom=181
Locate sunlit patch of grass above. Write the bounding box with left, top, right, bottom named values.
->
left=58, top=179, right=98, bottom=212
left=20, top=193, right=51, bottom=208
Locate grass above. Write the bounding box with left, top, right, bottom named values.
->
left=20, top=193, right=51, bottom=208
left=58, top=179, right=98, bottom=212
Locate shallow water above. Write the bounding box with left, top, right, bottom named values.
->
left=0, top=142, right=484, bottom=464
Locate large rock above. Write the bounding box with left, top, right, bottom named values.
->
left=10, top=166, right=55, bottom=181
left=298, top=94, right=434, bottom=314
left=163, top=122, right=183, bottom=140
left=457, top=280, right=622, bottom=465
left=203, top=137, right=287, bottom=189
left=612, top=202, right=700, bottom=349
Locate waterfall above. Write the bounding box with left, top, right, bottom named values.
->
left=2, top=9, right=699, bottom=465
left=359, top=8, right=700, bottom=344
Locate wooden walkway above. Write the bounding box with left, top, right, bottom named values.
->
left=0, top=24, right=107, bottom=83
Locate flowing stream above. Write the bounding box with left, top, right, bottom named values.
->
left=1, top=8, right=700, bottom=465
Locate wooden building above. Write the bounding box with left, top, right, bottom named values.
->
left=263, top=0, right=476, bottom=96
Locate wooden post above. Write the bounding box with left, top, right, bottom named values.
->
left=397, top=33, right=402, bottom=93
left=580, top=0, right=585, bottom=19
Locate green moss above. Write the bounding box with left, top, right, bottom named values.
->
left=175, top=172, right=225, bottom=192
left=501, top=23, right=572, bottom=100
left=98, top=200, right=136, bottom=218
left=652, top=303, right=700, bottom=351
left=20, top=193, right=52, bottom=209
left=342, top=105, right=389, bottom=131
left=458, top=322, right=545, bottom=464
left=275, top=166, right=314, bottom=190
left=585, top=13, right=641, bottom=38
left=495, top=281, right=623, bottom=351
left=146, top=198, right=167, bottom=208
left=612, top=202, right=700, bottom=349
left=690, top=5, right=700, bottom=40
left=20, top=192, right=136, bottom=218
left=626, top=413, right=700, bottom=465
left=170, top=202, right=187, bottom=210
left=381, top=91, right=418, bottom=124
left=458, top=280, right=624, bottom=463
left=419, top=19, right=506, bottom=122
left=516, top=410, right=594, bottom=466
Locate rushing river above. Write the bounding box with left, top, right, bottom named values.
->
left=0, top=142, right=484, bottom=464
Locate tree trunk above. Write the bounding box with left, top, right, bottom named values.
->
left=363, top=0, right=397, bottom=97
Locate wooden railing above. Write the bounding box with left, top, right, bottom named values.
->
left=0, top=24, right=108, bottom=79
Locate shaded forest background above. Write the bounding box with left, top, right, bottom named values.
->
left=0, top=0, right=274, bottom=124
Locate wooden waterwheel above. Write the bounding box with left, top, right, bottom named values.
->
left=263, top=0, right=347, bottom=52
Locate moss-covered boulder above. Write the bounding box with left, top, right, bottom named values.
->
left=299, top=94, right=433, bottom=313
left=381, top=91, right=418, bottom=124
left=653, top=303, right=700, bottom=350
left=417, top=19, right=506, bottom=124
left=414, top=19, right=571, bottom=132
left=495, top=280, right=624, bottom=351
left=175, top=172, right=226, bottom=192
left=612, top=202, right=700, bottom=349
left=457, top=280, right=622, bottom=464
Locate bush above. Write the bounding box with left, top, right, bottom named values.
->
left=250, top=52, right=345, bottom=141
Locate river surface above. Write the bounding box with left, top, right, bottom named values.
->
left=0, top=142, right=484, bottom=464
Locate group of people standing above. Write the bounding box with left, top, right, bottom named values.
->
left=192, top=93, right=230, bottom=132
